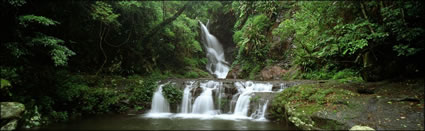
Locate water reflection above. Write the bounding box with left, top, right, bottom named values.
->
left=40, top=114, right=297, bottom=130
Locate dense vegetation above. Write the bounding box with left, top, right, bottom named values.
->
left=231, top=1, right=424, bottom=81
left=1, top=0, right=423, bottom=128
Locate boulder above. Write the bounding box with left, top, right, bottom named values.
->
left=260, top=66, right=287, bottom=80
left=1, top=102, right=25, bottom=130
left=1, top=102, right=25, bottom=119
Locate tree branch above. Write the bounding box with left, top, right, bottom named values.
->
left=141, top=3, right=190, bottom=43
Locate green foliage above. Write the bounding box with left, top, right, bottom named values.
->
left=162, top=84, right=183, bottom=105
left=270, top=1, right=424, bottom=79
left=127, top=77, right=157, bottom=108
left=22, top=105, right=46, bottom=128
left=393, top=44, right=423, bottom=56
left=0, top=78, right=13, bottom=97
left=233, top=14, right=271, bottom=62
left=184, top=71, right=199, bottom=78
left=1, top=79, right=12, bottom=89
left=250, top=95, right=261, bottom=103
left=91, top=1, right=120, bottom=26
left=18, top=15, right=59, bottom=27
left=29, top=34, right=76, bottom=66
left=56, top=76, right=124, bottom=115
left=50, top=111, right=69, bottom=122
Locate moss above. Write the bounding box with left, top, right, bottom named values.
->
left=271, top=83, right=356, bottom=130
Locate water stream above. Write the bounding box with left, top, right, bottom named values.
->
left=199, top=20, right=229, bottom=79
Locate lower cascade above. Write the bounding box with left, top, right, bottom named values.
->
left=145, top=79, right=289, bottom=121
left=149, top=83, right=170, bottom=113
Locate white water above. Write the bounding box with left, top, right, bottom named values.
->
left=251, top=100, right=269, bottom=121
left=199, top=21, right=229, bottom=79
left=181, top=81, right=195, bottom=113
left=191, top=81, right=218, bottom=115
left=233, top=81, right=273, bottom=117
left=146, top=79, right=280, bottom=121
left=258, top=100, right=269, bottom=121
left=145, top=83, right=172, bottom=118
left=228, top=92, right=241, bottom=113
left=149, top=84, right=170, bottom=113
left=192, top=88, right=215, bottom=114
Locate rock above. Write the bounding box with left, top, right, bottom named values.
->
left=226, top=65, right=242, bottom=79
left=1, top=102, right=25, bottom=131
left=350, top=125, right=375, bottom=130
left=1, top=102, right=25, bottom=119
left=260, top=65, right=287, bottom=80
left=1, top=119, right=18, bottom=130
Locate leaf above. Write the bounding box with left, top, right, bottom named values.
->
left=1, top=79, right=12, bottom=89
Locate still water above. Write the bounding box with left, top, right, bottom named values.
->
left=40, top=114, right=297, bottom=130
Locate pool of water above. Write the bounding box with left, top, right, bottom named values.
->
left=39, top=114, right=298, bottom=130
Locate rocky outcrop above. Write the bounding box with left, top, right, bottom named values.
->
left=1, top=102, right=25, bottom=130
left=260, top=65, right=287, bottom=80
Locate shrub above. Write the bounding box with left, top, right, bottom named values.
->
left=162, top=84, right=183, bottom=105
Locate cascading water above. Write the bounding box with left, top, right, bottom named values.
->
left=250, top=100, right=269, bottom=121
left=199, top=20, right=229, bottom=79
left=228, top=92, right=241, bottom=113
left=144, top=19, right=294, bottom=123
left=149, top=84, right=170, bottom=113
left=181, top=81, right=195, bottom=113
left=191, top=81, right=218, bottom=115
left=233, top=81, right=273, bottom=117
left=146, top=80, right=288, bottom=121
left=258, top=100, right=269, bottom=121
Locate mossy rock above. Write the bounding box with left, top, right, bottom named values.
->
left=1, top=102, right=25, bottom=119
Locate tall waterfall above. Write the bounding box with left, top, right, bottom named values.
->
left=199, top=20, right=229, bottom=79
left=149, top=84, right=170, bottom=113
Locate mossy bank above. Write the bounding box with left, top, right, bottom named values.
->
left=270, top=79, right=424, bottom=130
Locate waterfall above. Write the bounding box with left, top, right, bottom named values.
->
left=150, top=84, right=170, bottom=113
left=181, top=81, right=195, bottom=113
left=191, top=81, right=217, bottom=115
left=215, top=82, right=224, bottom=113
left=199, top=20, right=229, bottom=79
left=228, top=92, right=241, bottom=113
left=258, top=100, right=269, bottom=121
left=250, top=100, right=269, bottom=121
left=145, top=79, right=285, bottom=121
left=233, top=81, right=273, bottom=117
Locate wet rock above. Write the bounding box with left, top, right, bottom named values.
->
left=350, top=125, right=375, bottom=130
